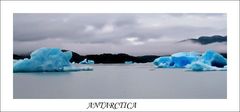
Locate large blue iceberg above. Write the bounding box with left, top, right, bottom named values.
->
left=153, top=56, right=173, bottom=68
left=153, top=50, right=227, bottom=71
left=171, top=51, right=200, bottom=68
left=13, top=48, right=92, bottom=72
left=153, top=52, right=200, bottom=68
left=201, top=50, right=227, bottom=67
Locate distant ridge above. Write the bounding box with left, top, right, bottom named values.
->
left=14, top=50, right=160, bottom=64
left=13, top=51, right=227, bottom=64
left=179, top=35, right=227, bottom=45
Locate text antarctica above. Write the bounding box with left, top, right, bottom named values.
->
left=86, top=102, right=137, bottom=109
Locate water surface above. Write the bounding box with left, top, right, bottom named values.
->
left=14, top=63, right=226, bottom=99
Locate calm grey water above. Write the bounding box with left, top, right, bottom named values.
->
left=14, top=63, right=226, bottom=99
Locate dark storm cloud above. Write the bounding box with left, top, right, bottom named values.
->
left=13, top=13, right=227, bottom=55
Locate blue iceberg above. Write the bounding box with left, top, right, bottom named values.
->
left=13, top=48, right=92, bottom=72
left=186, top=50, right=227, bottom=71
left=153, top=52, right=200, bottom=68
left=153, top=50, right=227, bottom=71
left=201, top=50, right=227, bottom=67
left=125, top=61, right=134, bottom=64
left=171, top=52, right=200, bottom=68
left=88, top=60, right=95, bottom=64
left=186, top=61, right=227, bottom=71
left=63, top=66, right=93, bottom=72
left=153, top=56, right=173, bottom=68
left=79, top=59, right=88, bottom=64
left=79, top=59, right=95, bottom=64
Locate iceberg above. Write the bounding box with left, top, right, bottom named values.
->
left=79, top=59, right=95, bottom=64
left=186, top=61, right=227, bottom=71
left=171, top=52, right=200, bottom=68
left=13, top=48, right=92, bottom=72
left=153, top=56, right=173, bottom=68
left=153, top=50, right=227, bottom=71
left=201, top=50, right=227, bottom=67
left=153, top=52, right=200, bottom=68
left=125, top=61, right=134, bottom=64
left=63, top=66, right=93, bottom=72
left=187, top=50, right=227, bottom=71
left=79, top=58, right=88, bottom=64
left=88, top=60, right=95, bottom=64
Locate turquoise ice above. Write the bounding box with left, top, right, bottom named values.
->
left=153, top=52, right=200, bottom=68
left=13, top=48, right=92, bottom=72
left=171, top=52, right=200, bottom=68
left=201, top=50, right=227, bottom=67
left=186, top=61, right=227, bottom=71
left=79, top=59, right=95, bottom=64
left=124, top=61, right=134, bottom=64
left=153, top=50, right=227, bottom=71
left=153, top=56, right=172, bottom=68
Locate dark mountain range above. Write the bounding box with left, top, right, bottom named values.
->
left=13, top=50, right=160, bottom=63
left=13, top=50, right=227, bottom=64
left=13, top=54, right=30, bottom=59
left=62, top=50, right=161, bottom=63
left=179, top=35, right=227, bottom=45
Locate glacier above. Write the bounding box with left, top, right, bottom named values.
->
left=153, top=50, right=227, bottom=71
left=13, top=48, right=93, bottom=72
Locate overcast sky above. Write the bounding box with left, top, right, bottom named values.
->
left=14, top=13, right=226, bottom=56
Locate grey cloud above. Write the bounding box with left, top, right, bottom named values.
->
left=14, top=13, right=227, bottom=55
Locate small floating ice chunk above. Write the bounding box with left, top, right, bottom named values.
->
left=125, top=61, right=133, bottom=64
left=87, top=60, right=95, bottom=64
left=79, top=59, right=88, bottom=64
left=79, top=59, right=95, bottom=64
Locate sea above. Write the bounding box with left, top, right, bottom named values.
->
left=14, top=63, right=226, bottom=99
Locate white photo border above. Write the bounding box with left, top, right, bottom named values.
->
left=1, top=1, right=239, bottom=111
